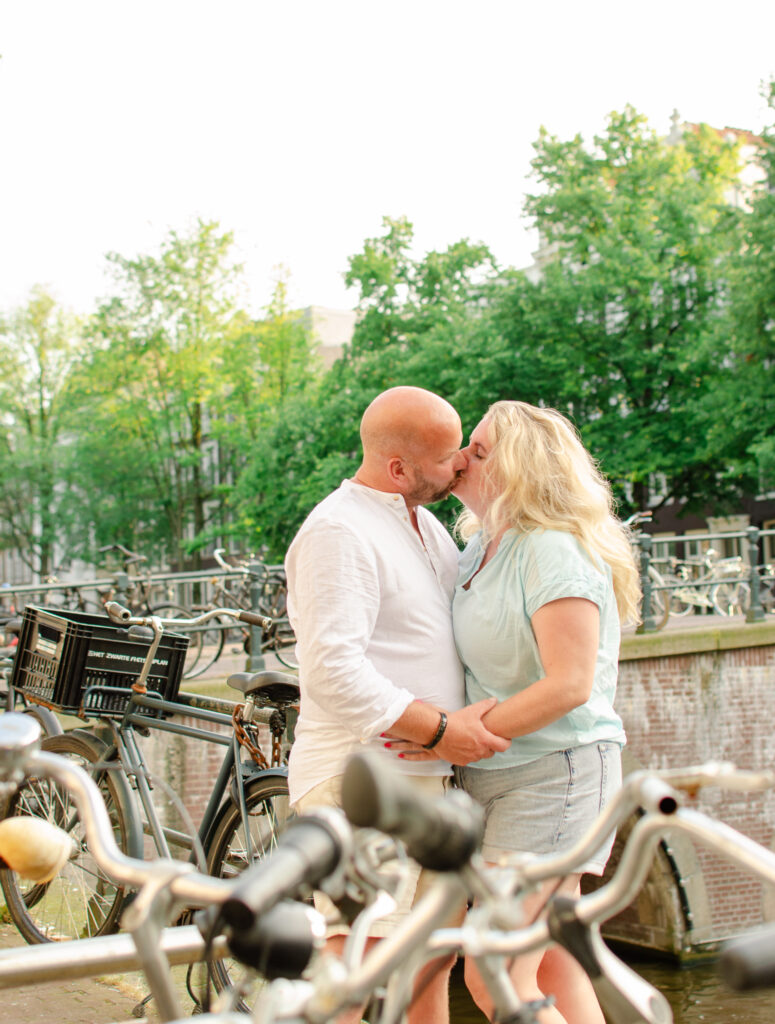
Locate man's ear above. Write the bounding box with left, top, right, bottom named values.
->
left=386, top=456, right=410, bottom=491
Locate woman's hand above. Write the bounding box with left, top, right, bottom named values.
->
left=383, top=738, right=440, bottom=761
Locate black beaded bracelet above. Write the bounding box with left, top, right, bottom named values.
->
left=422, top=711, right=448, bottom=750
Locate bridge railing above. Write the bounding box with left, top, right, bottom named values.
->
left=634, top=525, right=775, bottom=632
left=0, top=563, right=286, bottom=621
left=3, top=527, right=774, bottom=637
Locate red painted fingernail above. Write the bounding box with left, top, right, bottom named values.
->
left=398, top=753, right=405, bottom=759
left=384, top=742, right=392, bottom=749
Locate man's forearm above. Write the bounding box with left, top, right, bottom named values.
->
left=388, top=701, right=446, bottom=747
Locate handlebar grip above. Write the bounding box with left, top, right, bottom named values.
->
left=237, top=610, right=271, bottom=627
left=341, top=750, right=483, bottom=871
left=104, top=601, right=132, bottom=622
left=221, top=811, right=347, bottom=931
left=720, top=925, right=775, bottom=990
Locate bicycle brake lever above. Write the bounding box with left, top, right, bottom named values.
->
left=547, top=896, right=672, bottom=1024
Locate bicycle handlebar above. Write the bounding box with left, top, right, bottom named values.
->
left=221, top=810, right=351, bottom=931
left=341, top=750, right=484, bottom=871
left=0, top=714, right=233, bottom=905
left=4, top=714, right=775, bottom=1024
left=104, top=600, right=273, bottom=632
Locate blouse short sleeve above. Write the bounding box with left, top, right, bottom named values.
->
left=521, top=530, right=608, bottom=619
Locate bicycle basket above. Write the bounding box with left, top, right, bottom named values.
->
left=9, top=606, right=189, bottom=719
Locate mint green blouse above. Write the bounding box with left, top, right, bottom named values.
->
left=452, top=528, right=626, bottom=769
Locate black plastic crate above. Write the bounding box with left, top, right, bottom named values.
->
left=10, top=606, right=189, bottom=718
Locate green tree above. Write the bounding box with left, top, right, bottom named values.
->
left=0, top=287, right=84, bottom=575
left=213, top=274, right=323, bottom=555
left=714, top=81, right=775, bottom=497
left=65, top=220, right=244, bottom=567
left=230, top=217, right=503, bottom=553
left=509, top=106, right=743, bottom=514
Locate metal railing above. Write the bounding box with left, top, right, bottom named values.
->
left=634, top=525, right=775, bottom=633
left=3, top=527, right=774, bottom=640
left=0, top=562, right=288, bottom=674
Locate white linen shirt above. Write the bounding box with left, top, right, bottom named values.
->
left=285, top=478, right=465, bottom=804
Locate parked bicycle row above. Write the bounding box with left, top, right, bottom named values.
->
left=627, top=512, right=775, bottom=630
left=1, top=713, right=775, bottom=1023
left=0, top=543, right=298, bottom=678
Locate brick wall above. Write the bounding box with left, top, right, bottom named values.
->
left=612, top=620, right=775, bottom=951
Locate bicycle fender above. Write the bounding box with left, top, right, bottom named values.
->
left=230, top=765, right=288, bottom=805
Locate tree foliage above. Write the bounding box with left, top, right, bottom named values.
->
left=514, top=106, right=743, bottom=515
left=2, top=92, right=774, bottom=577
left=64, top=220, right=249, bottom=566
left=0, top=287, right=84, bottom=575
left=712, top=82, right=775, bottom=497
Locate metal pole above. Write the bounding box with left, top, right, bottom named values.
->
left=246, top=562, right=267, bottom=672
left=745, top=526, right=765, bottom=623
left=636, top=534, right=658, bottom=634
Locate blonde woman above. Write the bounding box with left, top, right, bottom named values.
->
left=401, top=400, right=640, bottom=1023
left=452, top=400, right=640, bottom=1024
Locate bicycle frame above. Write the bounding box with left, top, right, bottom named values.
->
left=90, top=686, right=287, bottom=863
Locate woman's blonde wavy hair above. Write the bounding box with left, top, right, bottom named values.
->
left=456, top=401, right=641, bottom=624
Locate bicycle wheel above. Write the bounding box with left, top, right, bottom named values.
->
left=663, top=575, right=694, bottom=617
left=711, top=581, right=750, bottom=617
left=150, top=603, right=205, bottom=678
left=273, top=630, right=299, bottom=670
left=204, top=775, right=293, bottom=1010
left=20, top=703, right=63, bottom=737
left=0, top=731, right=140, bottom=943
left=4, top=689, right=63, bottom=737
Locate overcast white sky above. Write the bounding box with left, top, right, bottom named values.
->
left=1, top=1, right=774, bottom=319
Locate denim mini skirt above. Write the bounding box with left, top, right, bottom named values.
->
left=459, top=741, right=622, bottom=876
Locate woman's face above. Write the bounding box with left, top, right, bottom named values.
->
left=452, top=417, right=495, bottom=515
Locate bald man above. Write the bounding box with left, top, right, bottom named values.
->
left=284, top=386, right=508, bottom=1024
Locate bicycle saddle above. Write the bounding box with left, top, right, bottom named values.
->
left=226, top=670, right=300, bottom=705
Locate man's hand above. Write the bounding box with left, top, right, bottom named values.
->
left=390, top=698, right=510, bottom=764
left=436, top=699, right=510, bottom=764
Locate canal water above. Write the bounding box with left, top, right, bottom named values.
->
left=446, top=956, right=775, bottom=1022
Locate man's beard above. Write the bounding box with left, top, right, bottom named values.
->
left=406, top=466, right=463, bottom=505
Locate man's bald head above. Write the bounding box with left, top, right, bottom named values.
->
left=356, top=387, right=466, bottom=505
left=360, top=386, right=460, bottom=460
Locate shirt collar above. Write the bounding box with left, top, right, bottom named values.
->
left=343, top=477, right=409, bottom=515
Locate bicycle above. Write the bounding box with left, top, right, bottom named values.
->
left=3, top=730, right=775, bottom=1024
left=0, top=617, right=63, bottom=739
left=183, top=549, right=296, bottom=676
left=93, top=543, right=208, bottom=676
left=0, top=601, right=299, bottom=1005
